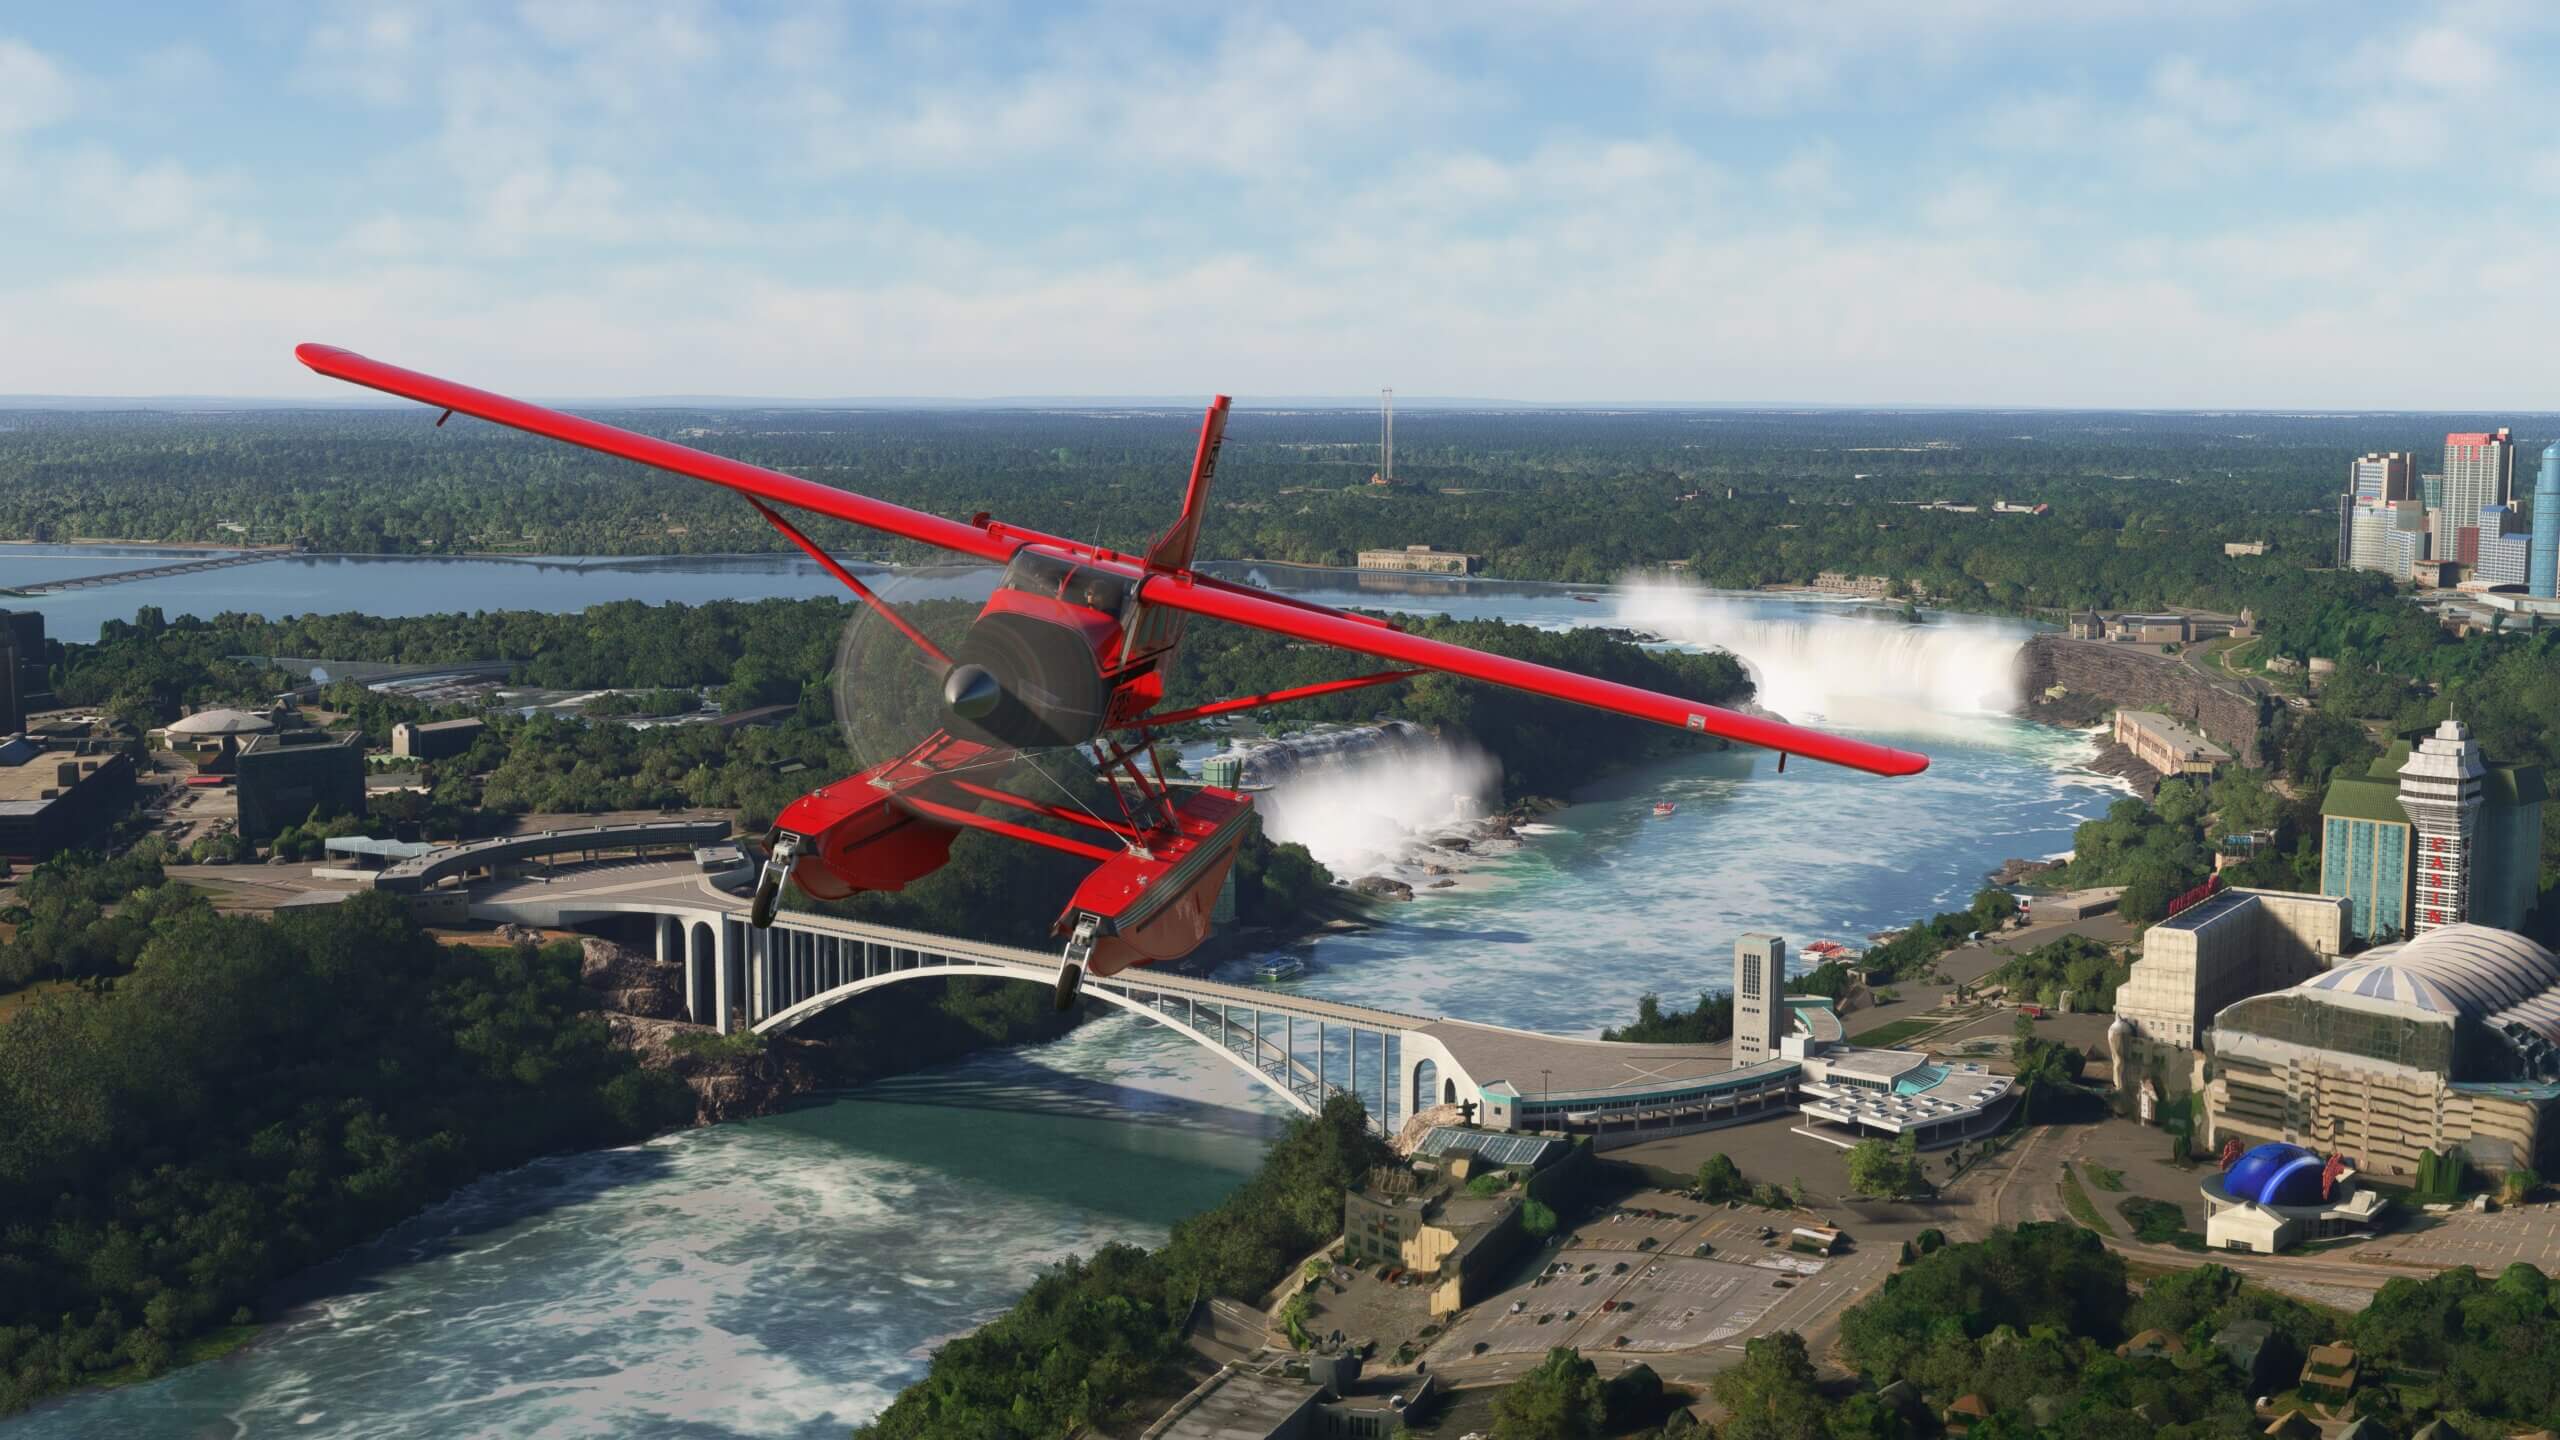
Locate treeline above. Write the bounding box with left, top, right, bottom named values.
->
left=1757, top=1223, right=2560, bottom=1437
left=0, top=893, right=697, bottom=1413
left=0, top=842, right=189, bottom=990
left=0, top=405, right=2401, bottom=575
left=854, top=1094, right=1391, bottom=1440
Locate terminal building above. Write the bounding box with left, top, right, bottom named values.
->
left=1415, top=936, right=2015, bottom=1152
left=2205, top=924, right=2560, bottom=1180
left=2319, top=719, right=2542, bottom=943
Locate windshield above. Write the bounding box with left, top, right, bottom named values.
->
left=1001, top=549, right=1128, bottom=616
left=1000, top=548, right=1078, bottom=599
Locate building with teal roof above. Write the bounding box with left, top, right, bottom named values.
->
left=2319, top=729, right=2543, bottom=943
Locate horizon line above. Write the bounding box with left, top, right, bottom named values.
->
left=4, top=393, right=2558, bottom=419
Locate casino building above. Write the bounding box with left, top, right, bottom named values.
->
left=2205, top=924, right=2560, bottom=1179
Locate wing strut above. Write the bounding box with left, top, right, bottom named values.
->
left=1144, top=669, right=1423, bottom=729
left=744, top=496, right=951, bottom=668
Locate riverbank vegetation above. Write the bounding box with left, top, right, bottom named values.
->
left=0, top=893, right=697, bottom=1414
left=854, top=1094, right=1390, bottom=1440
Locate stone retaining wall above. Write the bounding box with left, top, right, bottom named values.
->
left=2017, top=634, right=2269, bottom=768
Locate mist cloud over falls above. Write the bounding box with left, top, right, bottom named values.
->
left=1614, top=577, right=2026, bottom=731
left=1254, top=738, right=1500, bottom=880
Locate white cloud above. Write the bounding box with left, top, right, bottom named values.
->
left=8, top=0, right=2560, bottom=408
left=0, top=37, right=75, bottom=137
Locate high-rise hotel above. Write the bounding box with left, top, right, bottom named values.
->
left=2444, top=429, right=2516, bottom=567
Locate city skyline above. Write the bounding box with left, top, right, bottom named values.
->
left=1, top=2, right=2557, bottom=404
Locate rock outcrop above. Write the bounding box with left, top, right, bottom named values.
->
left=1989, top=856, right=2067, bottom=887
left=604, top=1014, right=826, bottom=1125
left=579, top=936, right=823, bottom=1124
left=579, top=936, right=686, bottom=1020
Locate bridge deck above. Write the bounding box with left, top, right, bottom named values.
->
left=465, top=856, right=1427, bottom=1030
left=12, top=549, right=285, bottom=594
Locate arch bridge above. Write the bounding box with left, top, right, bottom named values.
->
left=450, top=835, right=1754, bottom=1143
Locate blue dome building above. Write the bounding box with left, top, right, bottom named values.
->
left=2223, top=1142, right=2330, bottom=1208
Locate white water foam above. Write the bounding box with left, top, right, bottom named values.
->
left=1254, top=738, right=1500, bottom=879
left=1612, top=576, right=2029, bottom=736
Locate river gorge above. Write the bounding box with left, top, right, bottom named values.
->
left=2, top=558, right=2129, bottom=1439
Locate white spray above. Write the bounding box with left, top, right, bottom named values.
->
left=1613, top=576, right=2029, bottom=734
left=1254, top=737, right=1501, bottom=879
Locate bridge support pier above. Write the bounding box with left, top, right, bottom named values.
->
left=714, top=920, right=739, bottom=1034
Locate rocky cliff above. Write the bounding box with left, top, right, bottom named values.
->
left=579, top=937, right=825, bottom=1125
left=2016, top=634, right=2270, bottom=768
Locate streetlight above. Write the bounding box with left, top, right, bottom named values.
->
left=1541, top=1069, right=1551, bottom=1103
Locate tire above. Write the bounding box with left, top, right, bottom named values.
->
left=1052, top=960, right=1084, bottom=1012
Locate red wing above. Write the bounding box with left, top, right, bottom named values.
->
left=1136, top=575, right=1929, bottom=777
left=294, top=344, right=1032, bottom=564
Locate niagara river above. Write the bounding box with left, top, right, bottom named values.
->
left=3, top=570, right=2128, bottom=1440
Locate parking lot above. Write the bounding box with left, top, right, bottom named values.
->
left=1425, top=1193, right=1855, bottom=1364
left=2359, top=1204, right=2560, bottom=1272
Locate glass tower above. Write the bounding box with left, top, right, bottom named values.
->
left=2534, top=443, right=2560, bottom=599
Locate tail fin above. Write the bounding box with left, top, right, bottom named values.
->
left=1144, top=394, right=1231, bottom=572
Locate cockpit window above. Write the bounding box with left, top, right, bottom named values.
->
left=1001, top=549, right=1078, bottom=599
left=1000, top=549, right=1130, bottom=616
left=1074, top=570, right=1129, bottom=615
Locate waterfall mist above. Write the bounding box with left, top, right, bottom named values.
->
left=1614, top=576, right=2027, bottom=733
left=1255, top=737, right=1501, bottom=879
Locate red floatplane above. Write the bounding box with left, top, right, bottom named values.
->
left=296, top=345, right=1930, bottom=1007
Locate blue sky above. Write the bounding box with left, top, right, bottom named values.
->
left=2, top=1, right=2555, bottom=405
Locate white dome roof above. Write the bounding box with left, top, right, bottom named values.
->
left=2304, top=924, right=2560, bottom=1044
left=166, top=707, right=274, bottom=736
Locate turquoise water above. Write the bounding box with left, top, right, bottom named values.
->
left=0, top=546, right=994, bottom=645
left=2, top=565, right=2123, bottom=1438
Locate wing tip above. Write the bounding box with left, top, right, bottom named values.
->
left=295, top=342, right=356, bottom=372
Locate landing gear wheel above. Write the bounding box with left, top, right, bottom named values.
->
left=1053, top=915, right=1100, bottom=1011
left=750, top=833, right=801, bottom=929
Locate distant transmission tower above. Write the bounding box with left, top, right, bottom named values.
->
left=1380, top=387, right=1395, bottom=485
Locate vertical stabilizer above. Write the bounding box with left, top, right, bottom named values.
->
left=1145, top=395, right=1231, bottom=572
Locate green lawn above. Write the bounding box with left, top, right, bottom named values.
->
left=1850, top=1018, right=1939, bottom=1048
left=0, top=978, right=77, bottom=1025
left=2058, top=1164, right=2115, bottom=1235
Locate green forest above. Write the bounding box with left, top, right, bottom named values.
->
left=852, top=1094, right=1391, bottom=1440
left=0, top=403, right=2528, bottom=615
left=0, top=894, right=697, bottom=1413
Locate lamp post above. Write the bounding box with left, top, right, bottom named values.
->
left=1541, top=1069, right=1551, bottom=1103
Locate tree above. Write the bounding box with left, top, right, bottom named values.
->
left=1697, top=1152, right=1746, bottom=1202
left=1840, top=1135, right=1927, bottom=1199
left=2505, top=1167, right=2541, bottom=1205
left=1521, top=1199, right=1558, bottom=1237
left=1710, top=1332, right=1828, bottom=1440
left=1491, top=1347, right=1605, bottom=1440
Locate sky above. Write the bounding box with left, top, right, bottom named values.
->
left=1, top=0, right=2556, bottom=406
